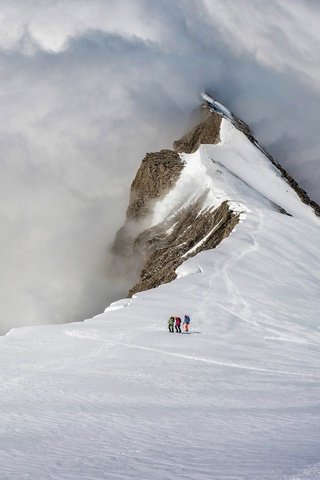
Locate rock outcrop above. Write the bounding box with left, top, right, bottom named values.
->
left=128, top=199, right=239, bottom=296
left=112, top=108, right=239, bottom=297
left=113, top=97, right=320, bottom=297
left=173, top=109, right=221, bottom=154
left=112, top=149, right=184, bottom=260
left=126, top=149, right=184, bottom=220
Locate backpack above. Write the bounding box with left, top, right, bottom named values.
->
left=184, top=315, right=190, bottom=324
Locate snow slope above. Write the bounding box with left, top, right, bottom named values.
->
left=1, top=117, right=320, bottom=480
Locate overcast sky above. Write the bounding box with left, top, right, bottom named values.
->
left=1, top=0, right=319, bottom=333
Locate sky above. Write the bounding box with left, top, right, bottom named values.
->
left=0, top=0, right=319, bottom=334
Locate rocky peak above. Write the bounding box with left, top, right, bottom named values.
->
left=126, top=149, right=184, bottom=221
left=173, top=109, right=221, bottom=154
left=112, top=107, right=239, bottom=296
left=112, top=96, right=320, bottom=297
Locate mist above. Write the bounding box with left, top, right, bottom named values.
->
left=1, top=0, right=319, bottom=333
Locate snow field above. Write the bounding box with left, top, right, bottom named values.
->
left=0, top=117, right=320, bottom=479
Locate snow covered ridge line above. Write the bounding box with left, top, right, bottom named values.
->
left=113, top=94, right=319, bottom=299
left=202, top=93, right=320, bottom=216
left=2, top=97, right=320, bottom=479
left=112, top=109, right=240, bottom=297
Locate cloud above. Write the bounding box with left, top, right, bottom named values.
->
left=0, top=0, right=319, bottom=333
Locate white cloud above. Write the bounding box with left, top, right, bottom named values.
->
left=0, top=0, right=163, bottom=52
left=203, top=0, right=320, bottom=85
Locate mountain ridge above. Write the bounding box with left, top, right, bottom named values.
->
left=203, top=93, right=320, bottom=216
left=113, top=95, right=319, bottom=297
left=1, top=96, right=320, bottom=479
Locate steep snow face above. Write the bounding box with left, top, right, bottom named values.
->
left=152, top=116, right=316, bottom=229
left=208, top=119, right=317, bottom=220
left=1, top=114, right=320, bottom=479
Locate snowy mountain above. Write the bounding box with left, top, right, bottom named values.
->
left=113, top=94, right=319, bottom=297
left=1, top=95, right=320, bottom=480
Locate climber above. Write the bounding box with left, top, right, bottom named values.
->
left=183, top=314, right=191, bottom=332
left=168, top=316, right=175, bottom=333
left=175, top=316, right=182, bottom=333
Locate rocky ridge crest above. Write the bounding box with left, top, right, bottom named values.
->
left=112, top=108, right=239, bottom=296
left=113, top=99, right=320, bottom=297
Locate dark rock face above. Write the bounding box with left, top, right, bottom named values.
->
left=112, top=149, right=184, bottom=261
left=112, top=108, right=239, bottom=297
left=173, top=109, right=221, bottom=154
left=113, top=101, right=320, bottom=297
left=128, top=199, right=239, bottom=296
left=126, top=149, right=184, bottom=220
